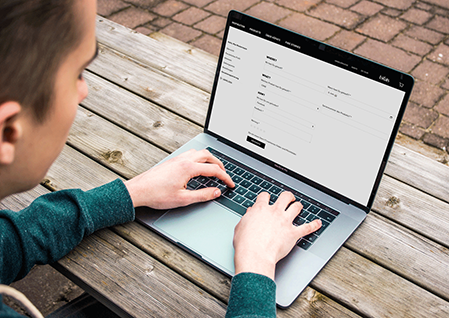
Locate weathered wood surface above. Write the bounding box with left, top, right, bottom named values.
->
left=3, top=16, right=449, bottom=317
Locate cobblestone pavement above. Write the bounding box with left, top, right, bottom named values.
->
left=98, top=0, right=449, bottom=156
left=6, top=0, right=449, bottom=316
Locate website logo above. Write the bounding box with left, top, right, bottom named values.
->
left=379, top=75, right=390, bottom=83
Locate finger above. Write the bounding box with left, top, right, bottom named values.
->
left=273, top=191, right=295, bottom=209
left=295, top=219, right=322, bottom=237
left=254, top=191, right=270, bottom=205
left=181, top=187, right=222, bottom=206
left=285, top=200, right=303, bottom=220
left=191, top=149, right=227, bottom=171
left=191, top=162, right=235, bottom=188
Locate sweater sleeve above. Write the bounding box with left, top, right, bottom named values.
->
left=226, top=272, right=277, bottom=318
left=0, top=179, right=135, bottom=285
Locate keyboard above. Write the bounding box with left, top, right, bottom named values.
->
left=186, top=147, right=340, bottom=250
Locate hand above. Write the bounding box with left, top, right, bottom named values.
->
left=233, top=191, right=321, bottom=280
left=124, top=149, right=234, bottom=209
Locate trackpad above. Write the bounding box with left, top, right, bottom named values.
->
left=154, top=201, right=240, bottom=274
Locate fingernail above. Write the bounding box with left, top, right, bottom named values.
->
left=214, top=189, right=221, bottom=197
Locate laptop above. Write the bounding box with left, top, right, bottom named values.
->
left=136, top=10, right=414, bottom=308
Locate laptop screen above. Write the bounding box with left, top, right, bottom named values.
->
left=206, top=11, right=413, bottom=209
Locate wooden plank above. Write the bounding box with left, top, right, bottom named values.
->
left=55, top=228, right=226, bottom=318
left=346, top=212, right=449, bottom=301
left=386, top=143, right=449, bottom=204
left=96, top=17, right=217, bottom=93
left=311, top=247, right=449, bottom=318
left=44, top=145, right=121, bottom=191
left=0, top=185, right=49, bottom=211
left=82, top=71, right=202, bottom=153
left=113, top=222, right=361, bottom=318
left=68, top=106, right=167, bottom=179
left=374, top=175, right=449, bottom=247
left=87, top=43, right=209, bottom=126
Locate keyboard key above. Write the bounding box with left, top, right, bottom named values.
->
left=249, top=184, right=262, bottom=193
left=318, top=210, right=336, bottom=222
left=297, top=239, right=312, bottom=250
left=233, top=195, right=246, bottom=204
left=251, top=177, right=263, bottom=185
left=234, top=167, right=245, bottom=175
left=269, top=185, right=282, bottom=195
left=215, top=196, right=246, bottom=216
left=242, top=172, right=254, bottom=180
left=244, top=191, right=257, bottom=201
left=232, top=175, right=243, bottom=184
left=315, top=220, right=330, bottom=236
left=299, top=209, right=309, bottom=218
left=196, top=176, right=209, bottom=184
left=223, top=190, right=236, bottom=199
left=242, top=200, right=254, bottom=208
left=240, top=180, right=252, bottom=188
left=187, top=179, right=200, bottom=189
left=303, top=233, right=318, bottom=243
left=235, top=186, right=247, bottom=195
left=293, top=217, right=307, bottom=226
left=206, top=180, right=218, bottom=188
left=270, top=194, right=278, bottom=203
left=308, top=205, right=320, bottom=214
left=306, top=214, right=319, bottom=222
left=301, top=200, right=311, bottom=209
left=225, top=163, right=236, bottom=171
left=260, top=181, right=272, bottom=190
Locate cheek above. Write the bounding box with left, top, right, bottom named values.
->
left=78, top=78, right=89, bottom=103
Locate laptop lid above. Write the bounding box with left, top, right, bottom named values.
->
left=204, top=10, right=414, bottom=213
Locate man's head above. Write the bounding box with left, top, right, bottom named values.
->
left=0, top=0, right=98, bottom=199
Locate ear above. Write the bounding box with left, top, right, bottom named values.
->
left=0, top=101, right=22, bottom=165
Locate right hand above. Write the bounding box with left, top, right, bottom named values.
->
left=233, top=191, right=322, bottom=280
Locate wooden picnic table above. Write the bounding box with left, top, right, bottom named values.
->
left=2, top=17, right=449, bottom=317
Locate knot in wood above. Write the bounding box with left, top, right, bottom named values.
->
left=386, top=196, right=400, bottom=208
left=153, top=121, right=163, bottom=128
left=102, top=150, right=124, bottom=164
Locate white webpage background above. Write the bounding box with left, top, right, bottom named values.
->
left=208, top=27, right=405, bottom=206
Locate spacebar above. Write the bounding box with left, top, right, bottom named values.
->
left=215, top=196, right=247, bottom=216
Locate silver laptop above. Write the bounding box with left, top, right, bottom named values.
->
left=136, top=10, right=414, bottom=308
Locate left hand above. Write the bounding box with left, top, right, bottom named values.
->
left=124, top=149, right=234, bottom=209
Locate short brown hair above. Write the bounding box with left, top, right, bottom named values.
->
left=0, top=0, right=82, bottom=122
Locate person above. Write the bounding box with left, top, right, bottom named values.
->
left=0, top=0, right=321, bottom=317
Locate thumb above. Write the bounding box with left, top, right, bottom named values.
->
left=183, top=187, right=221, bottom=205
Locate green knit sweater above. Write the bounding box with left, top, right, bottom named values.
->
left=0, top=179, right=276, bottom=317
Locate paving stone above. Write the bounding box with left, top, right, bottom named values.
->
left=152, top=0, right=189, bottom=17
left=190, top=34, right=223, bottom=55
left=204, top=0, right=260, bottom=17
left=275, top=0, right=321, bottom=12
left=194, top=14, right=227, bottom=34
left=278, top=13, right=340, bottom=41
left=135, top=26, right=155, bottom=35
left=150, top=16, right=174, bottom=29
left=432, top=115, right=449, bottom=139
left=382, top=8, right=402, bottom=17
left=423, top=0, right=449, bottom=10
left=428, top=43, right=449, bottom=66
left=435, top=93, right=449, bottom=116
left=400, top=8, right=433, bottom=25
left=373, top=0, right=414, bottom=10
left=422, top=132, right=448, bottom=150
left=325, top=0, right=359, bottom=9
left=108, top=7, right=157, bottom=29
left=97, top=0, right=130, bottom=16
left=402, top=102, right=439, bottom=128
left=125, top=0, right=166, bottom=9
left=309, top=3, right=364, bottom=29
left=356, top=14, right=407, bottom=42
left=442, top=78, right=449, bottom=90
left=399, top=122, right=425, bottom=140
left=391, top=34, right=433, bottom=56
left=182, top=0, right=215, bottom=7
left=173, top=7, right=210, bottom=25
left=414, top=2, right=433, bottom=11
left=350, top=1, right=383, bottom=16
left=409, top=80, right=446, bottom=108
left=426, top=15, right=449, bottom=34
left=412, top=60, right=449, bottom=85
left=354, top=39, right=421, bottom=72
left=326, top=29, right=366, bottom=51
left=405, top=26, right=445, bottom=45
left=245, top=2, right=292, bottom=24
left=160, top=22, right=202, bottom=42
